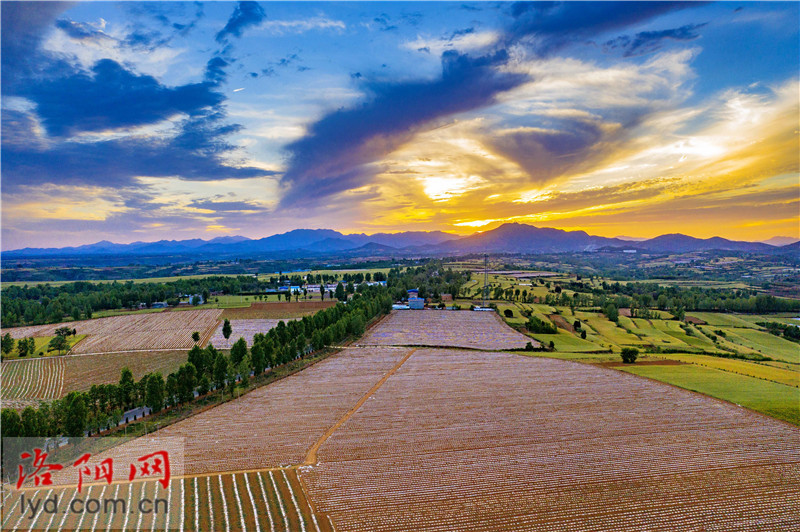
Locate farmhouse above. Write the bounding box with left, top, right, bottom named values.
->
left=408, top=297, right=425, bottom=310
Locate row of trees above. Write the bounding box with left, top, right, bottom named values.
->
left=385, top=262, right=469, bottom=302
left=1, top=327, right=78, bottom=359
left=1, top=269, right=388, bottom=328
left=1, top=287, right=394, bottom=440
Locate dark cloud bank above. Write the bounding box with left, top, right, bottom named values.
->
left=278, top=1, right=705, bottom=207
left=1, top=1, right=273, bottom=193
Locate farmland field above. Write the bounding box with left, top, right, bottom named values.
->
left=1, top=309, right=222, bottom=354
left=4, top=304, right=798, bottom=530
left=358, top=310, right=535, bottom=350
left=1, top=469, right=330, bottom=532
left=115, top=346, right=413, bottom=475
left=579, top=314, right=648, bottom=348
left=0, top=356, right=64, bottom=408
left=207, top=319, right=295, bottom=349
left=653, top=353, right=800, bottom=388
left=686, top=312, right=759, bottom=328
left=527, top=330, right=602, bottom=352
left=619, top=363, right=800, bottom=425
left=1, top=350, right=189, bottom=406
left=221, top=300, right=335, bottom=320
left=717, top=327, right=800, bottom=363
left=302, top=350, right=800, bottom=530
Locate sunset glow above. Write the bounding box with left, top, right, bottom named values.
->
left=2, top=1, right=798, bottom=249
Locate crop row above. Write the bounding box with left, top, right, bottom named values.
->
left=302, top=349, right=800, bottom=531
left=207, top=319, right=294, bottom=350
left=1, top=309, right=222, bottom=355
left=1, top=469, right=330, bottom=531
left=1, top=356, right=64, bottom=401
left=358, top=311, right=532, bottom=350
left=99, top=347, right=412, bottom=476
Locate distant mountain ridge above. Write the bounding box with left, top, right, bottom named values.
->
left=3, top=224, right=796, bottom=258
left=3, top=229, right=457, bottom=257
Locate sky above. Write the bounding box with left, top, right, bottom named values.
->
left=1, top=1, right=798, bottom=250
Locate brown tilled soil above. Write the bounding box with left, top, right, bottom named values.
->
left=86, top=347, right=413, bottom=476
left=1, top=309, right=222, bottom=354
left=303, top=349, right=800, bottom=531
left=13, top=312, right=796, bottom=531
left=548, top=313, right=575, bottom=332
left=685, top=315, right=707, bottom=325
left=357, top=310, right=534, bottom=350
left=221, top=300, right=336, bottom=319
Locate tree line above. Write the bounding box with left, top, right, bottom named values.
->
left=1, top=272, right=371, bottom=327
left=0, top=287, right=393, bottom=440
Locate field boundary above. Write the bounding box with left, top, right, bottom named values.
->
left=552, top=354, right=800, bottom=429
left=304, top=348, right=417, bottom=466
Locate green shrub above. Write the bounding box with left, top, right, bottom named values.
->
left=621, top=347, right=639, bottom=364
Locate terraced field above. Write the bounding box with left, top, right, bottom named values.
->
left=719, top=328, right=800, bottom=363
left=358, top=310, right=534, bottom=350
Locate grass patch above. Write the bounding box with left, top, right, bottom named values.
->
left=583, top=315, right=648, bottom=347
left=521, top=351, right=619, bottom=362
left=686, top=312, right=756, bottom=328
left=528, top=330, right=605, bottom=352
left=654, top=353, right=799, bottom=388
left=719, top=327, right=800, bottom=363
left=618, top=364, right=800, bottom=426
left=4, top=334, right=87, bottom=359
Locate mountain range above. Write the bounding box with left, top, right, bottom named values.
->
left=3, top=224, right=797, bottom=259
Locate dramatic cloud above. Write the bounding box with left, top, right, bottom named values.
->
left=1, top=2, right=72, bottom=92
left=506, top=1, right=699, bottom=46
left=279, top=50, right=526, bottom=206
left=187, top=199, right=268, bottom=213
left=216, top=1, right=266, bottom=42
left=605, top=23, right=707, bottom=57
left=1, top=2, right=796, bottom=248
left=1, top=117, right=274, bottom=192
left=55, top=19, right=113, bottom=42
left=26, top=59, right=224, bottom=136
left=278, top=1, right=703, bottom=207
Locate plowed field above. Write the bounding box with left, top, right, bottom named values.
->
left=1, top=309, right=222, bottom=354
left=303, top=350, right=800, bottom=531
left=207, top=319, right=295, bottom=349
left=358, top=310, right=535, bottom=350
left=7, top=308, right=796, bottom=530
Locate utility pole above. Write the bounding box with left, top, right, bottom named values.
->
left=483, top=253, right=488, bottom=307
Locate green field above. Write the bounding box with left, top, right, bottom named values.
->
left=686, top=312, right=758, bottom=328
left=528, top=330, right=604, bottom=352
left=92, top=307, right=167, bottom=319
left=618, top=364, right=800, bottom=426
left=654, top=353, right=799, bottom=388
left=581, top=314, right=648, bottom=348
left=3, top=334, right=87, bottom=359
left=718, top=327, right=800, bottom=363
